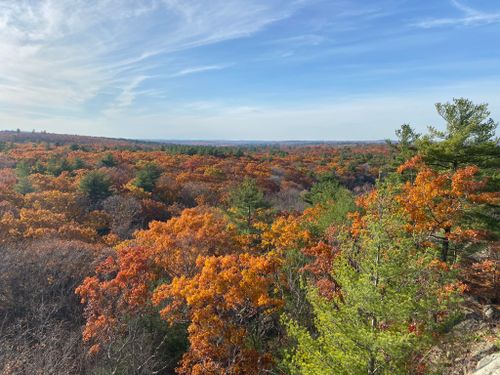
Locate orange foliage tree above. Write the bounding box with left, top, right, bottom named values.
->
left=77, top=205, right=285, bottom=374
left=398, top=159, right=499, bottom=261
left=77, top=206, right=237, bottom=344
left=153, top=253, right=283, bottom=375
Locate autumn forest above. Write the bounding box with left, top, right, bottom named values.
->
left=0, top=98, right=499, bottom=375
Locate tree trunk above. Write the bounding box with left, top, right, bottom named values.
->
left=440, top=227, right=451, bottom=262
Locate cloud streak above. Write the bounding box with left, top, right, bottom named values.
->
left=171, top=64, right=232, bottom=78
left=415, top=0, right=500, bottom=28
left=0, top=0, right=301, bottom=116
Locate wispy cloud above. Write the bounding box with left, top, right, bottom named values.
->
left=2, top=75, right=499, bottom=140
left=171, top=64, right=232, bottom=78
left=1, top=0, right=498, bottom=140
left=267, top=34, right=327, bottom=47
left=0, top=0, right=302, bottom=117
left=415, top=0, right=500, bottom=28
left=103, top=75, right=149, bottom=116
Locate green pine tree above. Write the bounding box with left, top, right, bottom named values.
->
left=79, top=170, right=112, bottom=204
left=100, top=153, right=118, bottom=167
left=284, top=186, right=460, bottom=375
left=14, top=161, right=34, bottom=195
left=133, top=162, right=161, bottom=192
left=418, top=98, right=499, bottom=171
left=229, top=178, right=267, bottom=231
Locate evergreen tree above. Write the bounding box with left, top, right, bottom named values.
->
left=79, top=170, right=112, bottom=204
left=133, top=162, right=161, bottom=192
left=418, top=98, right=499, bottom=171
left=229, top=178, right=267, bottom=231
left=387, top=123, right=420, bottom=170
left=303, top=175, right=355, bottom=234
left=399, top=99, right=500, bottom=257
left=46, top=156, right=72, bottom=176
left=14, top=161, right=34, bottom=194
left=285, top=186, right=460, bottom=374
left=72, top=157, right=86, bottom=170
left=100, top=153, right=117, bottom=167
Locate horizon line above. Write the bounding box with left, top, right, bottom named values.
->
left=0, top=129, right=390, bottom=144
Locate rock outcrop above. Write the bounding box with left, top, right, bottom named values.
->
left=472, top=352, right=500, bottom=375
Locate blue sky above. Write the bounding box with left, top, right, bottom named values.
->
left=0, top=0, right=499, bottom=140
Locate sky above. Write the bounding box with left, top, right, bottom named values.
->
left=0, top=0, right=499, bottom=141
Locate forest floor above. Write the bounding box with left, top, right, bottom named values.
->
left=427, top=243, right=499, bottom=374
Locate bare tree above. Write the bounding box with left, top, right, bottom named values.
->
left=0, top=240, right=106, bottom=374
left=102, top=195, right=142, bottom=239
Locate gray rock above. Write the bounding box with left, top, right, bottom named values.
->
left=453, top=318, right=480, bottom=333
left=482, top=305, right=497, bottom=321
left=471, top=344, right=497, bottom=361
left=472, top=352, right=500, bottom=375
left=469, top=249, right=492, bottom=263
left=461, top=303, right=482, bottom=321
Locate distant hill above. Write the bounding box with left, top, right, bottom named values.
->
left=0, top=130, right=386, bottom=148
left=151, top=139, right=387, bottom=147
left=0, top=130, right=156, bottom=147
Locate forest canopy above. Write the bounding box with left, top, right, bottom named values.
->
left=0, top=98, right=498, bottom=375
